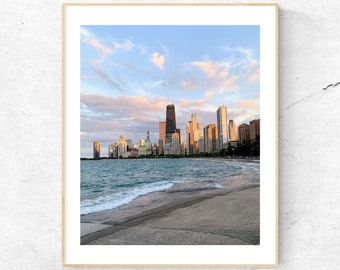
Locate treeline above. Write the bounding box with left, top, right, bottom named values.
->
left=188, top=136, right=260, bottom=158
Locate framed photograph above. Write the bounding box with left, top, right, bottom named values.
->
left=63, top=3, right=278, bottom=266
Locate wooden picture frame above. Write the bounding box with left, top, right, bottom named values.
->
left=62, top=3, right=278, bottom=266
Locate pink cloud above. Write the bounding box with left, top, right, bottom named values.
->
left=192, top=61, right=219, bottom=78
left=149, top=52, right=165, bottom=70
left=83, top=38, right=113, bottom=56
left=178, top=99, right=206, bottom=108
left=81, top=92, right=167, bottom=121
left=192, top=60, right=238, bottom=91
left=239, top=100, right=259, bottom=109
left=113, top=39, right=134, bottom=51
left=247, top=67, right=260, bottom=82
left=204, top=89, right=214, bottom=99
left=180, top=79, right=197, bottom=90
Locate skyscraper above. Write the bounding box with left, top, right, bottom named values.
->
left=165, top=104, right=177, bottom=144
left=159, top=121, right=166, bottom=144
left=250, top=119, right=260, bottom=140
left=116, top=134, right=128, bottom=157
left=186, top=113, right=200, bottom=154
left=204, top=124, right=218, bottom=153
left=216, top=105, right=228, bottom=149
left=108, top=143, right=116, bottom=158
left=228, top=119, right=237, bottom=141
left=93, top=141, right=100, bottom=159
left=238, top=124, right=250, bottom=144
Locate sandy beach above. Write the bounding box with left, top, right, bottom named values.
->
left=81, top=166, right=260, bottom=245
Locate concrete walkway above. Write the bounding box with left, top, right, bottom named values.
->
left=81, top=185, right=259, bottom=245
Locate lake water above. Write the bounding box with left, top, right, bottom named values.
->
left=81, top=158, right=259, bottom=215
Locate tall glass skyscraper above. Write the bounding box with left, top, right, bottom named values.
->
left=216, top=105, right=228, bottom=149
left=166, top=104, right=176, bottom=144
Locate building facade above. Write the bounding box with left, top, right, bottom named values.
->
left=159, top=121, right=166, bottom=145
left=108, top=143, right=116, bottom=158
left=228, top=119, right=237, bottom=141
left=93, top=141, right=100, bottom=159
left=238, top=124, right=250, bottom=144
left=204, top=124, right=218, bottom=153
left=116, top=134, right=130, bottom=158
left=216, top=105, right=228, bottom=149
left=165, top=104, right=177, bottom=144
left=198, top=136, right=205, bottom=153
left=158, top=138, right=164, bottom=155
left=250, top=119, right=260, bottom=141
left=186, top=113, right=200, bottom=155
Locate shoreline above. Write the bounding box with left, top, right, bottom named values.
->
left=81, top=156, right=260, bottom=161
left=81, top=158, right=259, bottom=216
left=81, top=167, right=260, bottom=245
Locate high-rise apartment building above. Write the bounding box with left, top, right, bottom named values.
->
left=204, top=124, right=218, bottom=153
left=108, top=143, right=116, bottom=158
left=250, top=119, right=260, bottom=140
left=93, top=141, right=100, bottom=159
left=159, top=121, right=166, bottom=144
left=125, top=139, right=134, bottom=151
left=228, top=119, right=237, bottom=141
left=166, top=104, right=176, bottom=144
left=238, top=124, right=250, bottom=144
left=198, top=135, right=205, bottom=153
left=116, top=134, right=129, bottom=158
left=158, top=138, right=164, bottom=155
left=217, top=105, right=228, bottom=149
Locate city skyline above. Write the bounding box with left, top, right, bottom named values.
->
left=81, top=25, right=260, bottom=157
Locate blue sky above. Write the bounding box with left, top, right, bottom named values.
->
left=81, top=25, right=260, bottom=157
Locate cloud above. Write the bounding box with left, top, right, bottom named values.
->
left=83, top=38, right=113, bottom=57
left=81, top=92, right=167, bottom=120
left=239, top=100, right=259, bottom=110
left=80, top=27, right=95, bottom=39
left=235, top=111, right=260, bottom=126
left=81, top=28, right=112, bottom=57
left=142, top=80, right=169, bottom=88
left=192, top=61, right=220, bottom=78
left=246, top=66, right=260, bottom=82
left=137, top=44, right=147, bottom=54
left=222, top=45, right=260, bottom=84
left=150, top=52, right=165, bottom=70
left=180, top=79, right=197, bottom=90
left=191, top=61, right=238, bottom=91
left=204, top=89, right=214, bottom=99
left=89, top=61, right=124, bottom=92
left=113, top=39, right=134, bottom=51
left=178, top=99, right=206, bottom=107
left=222, top=45, right=254, bottom=63
left=81, top=27, right=135, bottom=60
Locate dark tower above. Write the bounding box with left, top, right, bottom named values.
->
left=166, top=104, right=176, bottom=144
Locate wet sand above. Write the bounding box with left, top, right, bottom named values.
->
left=81, top=169, right=260, bottom=245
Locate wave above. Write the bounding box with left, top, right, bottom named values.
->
left=81, top=181, right=173, bottom=215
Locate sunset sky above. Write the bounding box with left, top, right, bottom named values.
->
left=80, top=25, right=260, bottom=157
